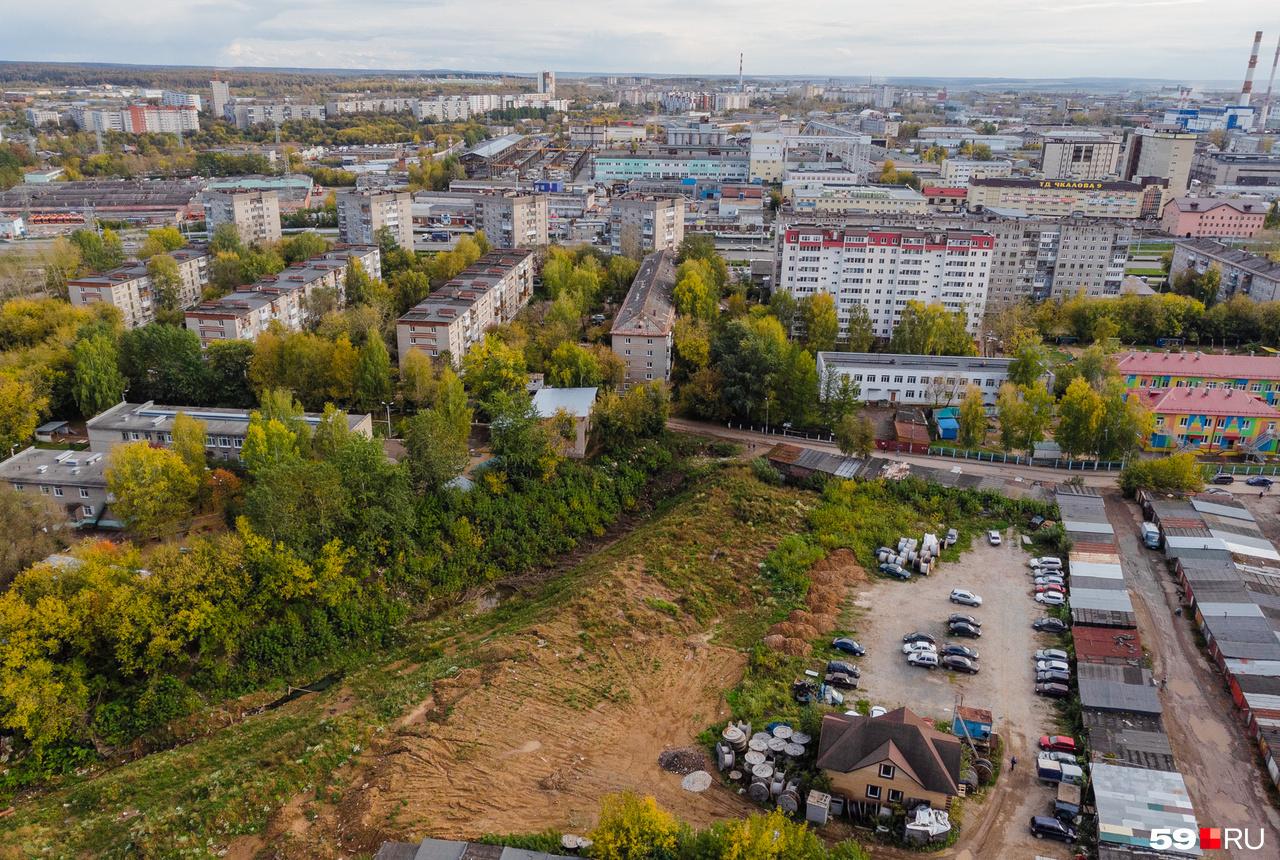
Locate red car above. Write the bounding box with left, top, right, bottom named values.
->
left=1035, top=584, right=1066, bottom=595
left=1040, top=735, right=1077, bottom=754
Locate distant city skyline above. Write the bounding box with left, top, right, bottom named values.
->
left=1, top=1, right=1277, bottom=84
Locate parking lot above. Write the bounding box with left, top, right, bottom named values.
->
left=843, top=529, right=1074, bottom=858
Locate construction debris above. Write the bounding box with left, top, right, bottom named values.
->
left=658, top=746, right=708, bottom=775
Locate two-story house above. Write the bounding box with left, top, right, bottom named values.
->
left=1138, top=386, right=1280, bottom=455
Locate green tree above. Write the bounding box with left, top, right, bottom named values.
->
left=209, top=222, right=244, bottom=256
left=463, top=334, right=527, bottom=404
left=1119, top=452, right=1205, bottom=497
left=1056, top=376, right=1103, bottom=458
left=673, top=263, right=718, bottom=321
left=819, top=369, right=861, bottom=426
left=1095, top=379, right=1152, bottom=461
left=591, top=382, right=668, bottom=454
left=311, top=404, right=354, bottom=460
left=71, top=333, right=126, bottom=418
left=137, top=226, right=186, bottom=260
left=1266, top=200, right=1280, bottom=230
left=834, top=412, right=876, bottom=457
left=488, top=390, right=559, bottom=481
left=353, top=336, right=392, bottom=413
left=1006, top=329, right=1048, bottom=387
left=170, top=412, right=208, bottom=478
left=0, top=374, right=46, bottom=455
left=801, top=292, right=839, bottom=353
left=588, top=793, right=680, bottom=860
left=718, top=808, right=828, bottom=860
left=344, top=258, right=375, bottom=307
left=404, top=405, right=471, bottom=491
left=105, top=442, right=198, bottom=537
left=241, top=414, right=305, bottom=474
left=119, top=324, right=208, bottom=403
left=70, top=228, right=125, bottom=272
left=889, top=301, right=976, bottom=356
left=205, top=340, right=256, bottom=407
left=547, top=341, right=603, bottom=387
left=0, top=486, right=62, bottom=589
left=281, top=231, right=329, bottom=264
left=843, top=303, right=875, bottom=352
left=957, top=385, right=986, bottom=448
left=146, top=253, right=183, bottom=316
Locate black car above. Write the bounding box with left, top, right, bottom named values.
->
left=826, top=660, right=861, bottom=678
left=1035, top=682, right=1071, bottom=698
left=941, top=644, right=979, bottom=660
left=902, top=631, right=937, bottom=644
left=1212, top=473, right=1235, bottom=484
left=831, top=637, right=865, bottom=656
left=1247, top=476, right=1274, bottom=487
left=947, top=613, right=982, bottom=627
left=1032, top=617, right=1068, bottom=634
left=942, top=655, right=979, bottom=674
left=879, top=562, right=911, bottom=580
left=1029, top=815, right=1076, bottom=843
left=824, top=671, right=858, bottom=690
left=949, top=621, right=981, bottom=638
left=1036, top=669, right=1071, bottom=684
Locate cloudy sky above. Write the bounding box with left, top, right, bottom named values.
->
left=1, top=1, right=1274, bottom=82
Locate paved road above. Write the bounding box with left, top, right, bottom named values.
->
left=1105, top=494, right=1280, bottom=857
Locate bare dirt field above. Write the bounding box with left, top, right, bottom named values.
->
left=849, top=531, right=1073, bottom=860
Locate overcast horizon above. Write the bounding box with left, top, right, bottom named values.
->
left=1, top=1, right=1278, bottom=83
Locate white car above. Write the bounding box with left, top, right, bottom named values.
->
left=1035, top=591, right=1066, bottom=606
left=1035, top=659, right=1071, bottom=674
left=903, top=641, right=939, bottom=655
left=1034, top=648, right=1070, bottom=662
left=988, top=530, right=1002, bottom=546
left=1034, top=575, right=1066, bottom=587
left=950, top=589, right=983, bottom=607
left=1029, top=556, right=1063, bottom=569
left=907, top=651, right=939, bottom=668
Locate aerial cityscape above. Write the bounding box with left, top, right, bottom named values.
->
left=3, top=4, right=1280, bottom=859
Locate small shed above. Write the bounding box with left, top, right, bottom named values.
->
left=951, top=706, right=993, bottom=744
left=934, top=407, right=959, bottom=441
left=34, top=420, right=70, bottom=443
left=530, top=387, right=598, bottom=459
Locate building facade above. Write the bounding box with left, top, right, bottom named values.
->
left=1160, top=197, right=1268, bottom=239
left=68, top=246, right=210, bottom=329
left=611, top=250, right=677, bottom=387
left=608, top=194, right=685, bottom=255
left=203, top=189, right=282, bottom=246
left=210, top=79, right=230, bottom=118
left=0, top=448, right=116, bottom=529
left=337, top=189, right=414, bottom=249
left=396, top=249, right=536, bottom=365
left=1120, top=126, right=1196, bottom=202
left=592, top=147, right=751, bottom=182
left=967, top=178, right=1145, bottom=219
left=1170, top=239, right=1280, bottom=303
left=1190, top=152, right=1280, bottom=190
left=1116, top=350, right=1280, bottom=404
left=1039, top=131, right=1122, bottom=180
left=775, top=225, right=993, bottom=339
left=473, top=192, right=549, bottom=249
left=938, top=158, right=1013, bottom=186
left=1137, top=387, right=1280, bottom=455
left=815, top=352, right=1021, bottom=406
left=790, top=186, right=927, bottom=216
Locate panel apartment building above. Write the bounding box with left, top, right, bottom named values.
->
left=184, top=246, right=380, bottom=345
left=1170, top=239, right=1280, bottom=303
left=967, top=178, right=1146, bottom=219
left=337, top=189, right=414, bottom=249
left=608, top=194, right=684, bottom=255
left=68, top=246, right=210, bottom=328
left=396, top=249, right=536, bottom=365
left=775, top=226, right=994, bottom=340
left=611, top=249, right=677, bottom=387
left=203, top=189, right=282, bottom=246
left=472, top=192, right=548, bottom=249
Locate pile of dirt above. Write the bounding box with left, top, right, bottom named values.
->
left=763, top=548, right=868, bottom=656
left=658, top=747, right=708, bottom=774
left=762, top=634, right=811, bottom=656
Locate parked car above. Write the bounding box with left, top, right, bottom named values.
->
left=1034, top=576, right=1065, bottom=587
left=1035, top=584, right=1066, bottom=596
left=1039, top=750, right=1079, bottom=764
left=831, top=638, right=865, bottom=656
left=1247, top=476, right=1274, bottom=487
left=949, top=621, right=982, bottom=638
left=1035, top=681, right=1071, bottom=698
left=1036, top=592, right=1066, bottom=606
left=1029, top=815, right=1077, bottom=843
left=902, top=631, right=937, bottom=644
left=879, top=562, right=911, bottom=580
left=1029, top=556, right=1063, bottom=569
left=907, top=651, right=939, bottom=669
left=942, top=654, right=979, bottom=674
left=941, top=644, right=979, bottom=660
left=988, top=530, right=1002, bottom=545
left=1036, top=669, right=1071, bottom=684
left=903, top=640, right=939, bottom=655
left=1211, top=473, right=1235, bottom=485
left=947, top=613, right=981, bottom=627
left=1032, top=617, right=1068, bottom=633
left=827, top=660, right=861, bottom=678
left=946, top=528, right=958, bottom=544
left=950, top=589, right=983, bottom=607
left=824, top=671, right=858, bottom=690
left=1036, top=659, right=1071, bottom=674
left=1034, top=648, right=1070, bottom=662
left=1040, top=735, right=1078, bottom=753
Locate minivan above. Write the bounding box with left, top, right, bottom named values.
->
left=1141, top=522, right=1160, bottom=550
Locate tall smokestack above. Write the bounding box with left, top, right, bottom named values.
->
left=739, top=52, right=744, bottom=93
left=1260, top=34, right=1280, bottom=131
left=1241, top=29, right=1263, bottom=107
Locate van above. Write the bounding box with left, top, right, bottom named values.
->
left=1141, top=522, right=1160, bottom=550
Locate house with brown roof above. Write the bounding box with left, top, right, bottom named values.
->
left=815, top=707, right=962, bottom=817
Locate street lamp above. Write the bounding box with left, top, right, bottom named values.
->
left=380, top=401, right=394, bottom=438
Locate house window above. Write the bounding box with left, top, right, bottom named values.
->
left=879, top=763, right=896, bottom=779
left=53, top=487, right=64, bottom=497
left=79, top=488, right=90, bottom=498
left=130, top=432, right=140, bottom=441
left=83, top=505, right=94, bottom=517
left=40, top=486, right=50, bottom=494
left=865, top=785, right=882, bottom=799
left=888, top=789, right=904, bottom=803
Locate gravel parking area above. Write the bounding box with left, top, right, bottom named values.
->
left=841, top=527, right=1073, bottom=858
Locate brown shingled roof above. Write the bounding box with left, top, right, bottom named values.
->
left=815, top=707, right=962, bottom=796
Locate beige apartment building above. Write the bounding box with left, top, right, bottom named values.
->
left=1039, top=131, right=1122, bottom=180
left=396, top=249, right=536, bottom=365
left=68, top=246, right=210, bottom=328
left=336, top=189, right=414, bottom=249
left=967, top=177, right=1145, bottom=219
left=789, top=185, right=927, bottom=216
left=203, top=189, right=281, bottom=246
left=611, top=250, right=677, bottom=387
left=1120, top=126, right=1196, bottom=204
left=472, top=192, right=549, bottom=249
left=608, top=194, right=685, bottom=256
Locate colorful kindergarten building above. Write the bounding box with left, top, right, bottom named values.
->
left=1116, top=351, right=1280, bottom=404
left=1136, top=386, right=1280, bottom=455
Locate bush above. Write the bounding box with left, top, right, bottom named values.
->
left=762, top=534, right=825, bottom=600
left=749, top=456, right=783, bottom=485
left=588, top=792, right=681, bottom=860
left=1118, top=453, right=1204, bottom=497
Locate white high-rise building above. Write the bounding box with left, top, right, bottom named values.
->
left=775, top=225, right=993, bottom=339
left=210, top=79, right=231, bottom=119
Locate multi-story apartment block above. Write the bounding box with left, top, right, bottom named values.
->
left=1120, top=126, right=1196, bottom=202
left=1116, top=350, right=1280, bottom=404
left=224, top=102, right=326, bottom=128
left=68, top=246, right=210, bottom=328
left=396, top=249, right=536, bottom=365
left=24, top=107, right=60, bottom=127
left=611, top=250, right=677, bottom=387
left=0, top=448, right=116, bottom=529
left=161, top=90, right=203, bottom=111
left=71, top=105, right=199, bottom=134
left=203, top=189, right=282, bottom=246
left=1170, top=239, right=1280, bottom=303
left=337, top=189, right=413, bottom=249
left=87, top=401, right=372, bottom=462
left=593, top=147, right=751, bottom=182
left=210, top=79, right=230, bottom=118
left=537, top=70, right=556, bottom=97
left=415, top=95, right=472, bottom=122
left=184, top=246, right=380, bottom=345
left=1161, top=197, right=1268, bottom=239
left=472, top=192, right=548, bottom=249
left=815, top=352, right=1022, bottom=406
left=775, top=226, right=993, bottom=339
left=1039, top=131, right=1122, bottom=180
left=325, top=97, right=417, bottom=116
left=608, top=194, right=684, bottom=255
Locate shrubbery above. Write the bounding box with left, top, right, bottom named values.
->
left=1119, top=453, right=1205, bottom=498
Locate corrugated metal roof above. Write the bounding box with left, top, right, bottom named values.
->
left=1073, top=576, right=1128, bottom=592
left=1093, top=764, right=1200, bottom=856
left=1070, top=550, right=1123, bottom=565
left=1072, top=539, right=1121, bottom=555
left=1073, top=607, right=1137, bottom=628
left=1072, top=588, right=1136, bottom=613
left=1166, top=535, right=1230, bottom=551
left=1064, top=520, right=1115, bottom=534
left=1199, top=601, right=1265, bottom=617
left=1190, top=498, right=1255, bottom=521
left=1225, top=658, right=1280, bottom=677
left=1084, top=711, right=1176, bottom=771
left=1074, top=626, right=1143, bottom=664
left=1071, top=561, right=1124, bottom=579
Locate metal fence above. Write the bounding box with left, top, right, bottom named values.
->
left=927, top=446, right=1125, bottom=472
left=1201, top=463, right=1280, bottom=478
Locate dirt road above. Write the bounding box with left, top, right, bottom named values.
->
left=1105, top=494, right=1280, bottom=857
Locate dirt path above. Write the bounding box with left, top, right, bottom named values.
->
left=1105, top=494, right=1280, bottom=857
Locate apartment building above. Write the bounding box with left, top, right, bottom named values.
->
left=790, top=185, right=927, bottom=216
left=68, top=246, right=210, bottom=328
left=87, top=401, right=372, bottom=462
left=1161, top=197, right=1268, bottom=239
left=611, top=250, right=677, bottom=387
left=1120, top=126, right=1196, bottom=202
left=203, top=189, right=282, bottom=246
left=396, top=249, right=536, bottom=365
left=24, top=107, right=60, bottom=127
left=608, top=194, right=684, bottom=255
left=184, top=246, right=380, bottom=345
left=1039, top=131, right=1122, bottom=180
left=0, top=448, right=115, bottom=529
left=472, top=192, right=549, bottom=249
left=210, top=79, right=230, bottom=118
left=938, top=158, right=1013, bottom=187
left=775, top=225, right=993, bottom=339
left=224, top=102, right=326, bottom=128
left=325, top=97, right=417, bottom=116
left=161, top=90, right=203, bottom=111
left=336, top=189, right=413, bottom=249
left=815, top=352, right=1021, bottom=407
left=71, top=104, right=200, bottom=134
left=1170, top=239, right=1280, bottom=303
left=967, top=177, right=1145, bottom=219
left=592, top=147, right=750, bottom=182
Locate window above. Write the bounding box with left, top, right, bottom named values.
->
left=11, top=483, right=22, bottom=491
left=888, top=789, right=904, bottom=803
left=83, top=505, right=94, bottom=517
left=40, top=485, right=50, bottom=495
left=53, top=487, right=64, bottom=497
left=879, top=763, right=896, bottom=779
left=79, top=488, right=90, bottom=498
left=865, top=785, right=882, bottom=799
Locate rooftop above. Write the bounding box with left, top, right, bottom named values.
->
left=0, top=447, right=107, bottom=485
left=396, top=250, right=534, bottom=327
left=817, top=352, right=1013, bottom=372
left=88, top=401, right=369, bottom=436
left=611, top=249, right=676, bottom=337
left=1165, top=196, right=1267, bottom=215
left=1092, top=763, right=1200, bottom=856
left=815, top=707, right=961, bottom=796
left=531, top=387, right=598, bottom=419
left=970, top=177, right=1143, bottom=191
left=1175, top=238, right=1280, bottom=281
left=1144, top=386, right=1280, bottom=419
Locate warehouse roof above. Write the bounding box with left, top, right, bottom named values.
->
left=1092, top=764, right=1200, bottom=857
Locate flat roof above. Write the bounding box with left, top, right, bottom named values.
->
left=87, top=401, right=368, bottom=435
left=531, top=387, right=597, bottom=419
left=1092, top=763, right=1200, bottom=856
left=397, top=249, right=533, bottom=326
left=1117, top=349, right=1280, bottom=381
left=817, top=352, right=1013, bottom=373
left=0, top=446, right=107, bottom=485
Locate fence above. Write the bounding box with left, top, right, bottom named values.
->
left=723, top=422, right=837, bottom=443
left=1201, top=463, right=1280, bottom=478
left=926, top=446, right=1125, bottom=472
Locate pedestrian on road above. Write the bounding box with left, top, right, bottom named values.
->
left=1010, top=755, right=1017, bottom=771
